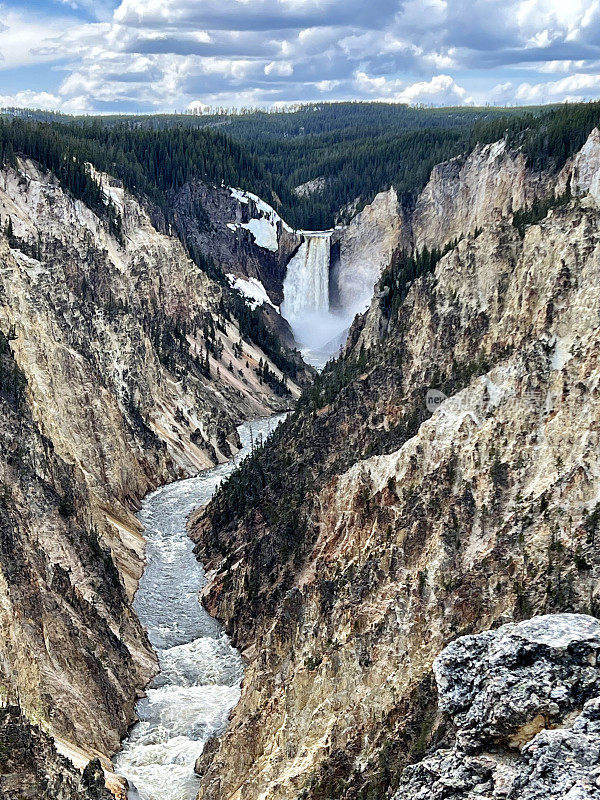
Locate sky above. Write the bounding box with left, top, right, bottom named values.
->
left=2, top=0, right=600, bottom=114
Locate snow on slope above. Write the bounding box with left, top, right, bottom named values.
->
left=227, top=274, right=279, bottom=311
left=228, top=188, right=294, bottom=251
left=240, top=217, right=279, bottom=251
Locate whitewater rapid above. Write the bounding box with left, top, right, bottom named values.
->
left=114, top=416, right=285, bottom=800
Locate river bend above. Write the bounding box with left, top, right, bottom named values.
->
left=114, top=416, right=284, bottom=800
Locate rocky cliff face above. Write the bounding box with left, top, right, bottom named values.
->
left=331, top=188, right=410, bottom=316
left=568, top=126, right=600, bottom=204
left=171, top=182, right=301, bottom=306
left=411, top=139, right=552, bottom=251
left=0, top=159, right=301, bottom=587
left=1, top=705, right=112, bottom=800
left=169, top=181, right=308, bottom=347
left=0, top=158, right=302, bottom=788
left=191, top=130, right=600, bottom=800
left=328, top=140, right=553, bottom=327
left=0, top=335, right=149, bottom=787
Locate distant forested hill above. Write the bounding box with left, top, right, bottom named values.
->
left=235, top=101, right=600, bottom=227
left=0, top=117, right=276, bottom=226
left=0, top=102, right=545, bottom=228
left=0, top=101, right=544, bottom=137
left=3, top=100, right=600, bottom=229
left=2, top=100, right=600, bottom=376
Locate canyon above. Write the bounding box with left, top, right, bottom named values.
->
left=114, top=416, right=284, bottom=800
left=2, top=114, right=600, bottom=800
left=187, top=183, right=409, bottom=363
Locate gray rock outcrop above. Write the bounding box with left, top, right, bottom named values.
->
left=394, top=614, right=600, bottom=800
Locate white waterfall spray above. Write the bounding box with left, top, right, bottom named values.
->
left=281, top=232, right=350, bottom=362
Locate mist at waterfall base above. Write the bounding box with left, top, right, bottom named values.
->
left=113, top=416, right=285, bottom=800
left=284, top=308, right=351, bottom=353
left=281, top=231, right=355, bottom=367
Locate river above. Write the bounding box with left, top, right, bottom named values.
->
left=113, top=415, right=285, bottom=800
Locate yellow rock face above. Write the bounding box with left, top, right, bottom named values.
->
left=192, top=132, right=600, bottom=800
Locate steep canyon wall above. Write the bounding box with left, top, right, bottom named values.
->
left=191, top=130, right=600, bottom=800
left=0, top=158, right=302, bottom=789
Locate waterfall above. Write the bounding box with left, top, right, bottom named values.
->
left=281, top=232, right=349, bottom=361
left=281, top=232, right=331, bottom=320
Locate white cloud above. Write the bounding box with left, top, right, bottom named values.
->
left=0, top=10, right=85, bottom=69
left=489, top=81, right=515, bottom=103
left=0, top=89, right=90, bottom=114
left=354, top=71, right=389, bottom=94
left=515, top=72, right=600, bottom=102
left=354, top=70, right=472, bottom=105
left=539, top=59, right=589, bottom=73
left=199, top=58, right=257, bottom=80
left=315, top=79, right=340, bottom=92
left=264, top=60, right=294, bottom=76
left=187, top=100, right=210, bottom=112
left=396, top=74, right=472, bottom=104
left=516, top=0, right=600, bottom=44
left=527, top=29, right=553, bottom=49
left=424, top=50, right=457, bottom=70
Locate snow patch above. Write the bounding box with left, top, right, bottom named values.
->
left=481, top=375, right=504, bottom=408
left=229, top=188, right=249, bottom=206
left=229, top=187, right=294, bottom=233
left=226, top=274, right=278, bottom=311
left=240, top=217, right=279, bottom=252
